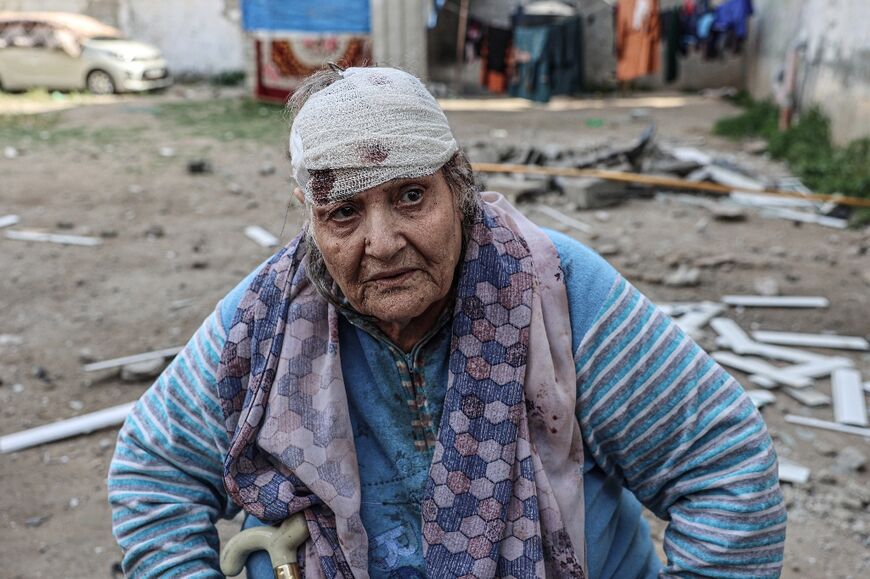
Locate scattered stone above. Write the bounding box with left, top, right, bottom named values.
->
left=664, top=264, right=701, bottom=287
left=709, top=203, right=747, bottom=221
left=770, top=245, right=787, bottom=258
left=25, top=515, right=50, bottom=528
left=128, top=184, right=144, bottom=195
left=594, top=211, right=611, bottom=222
left=144, top=225, right=165, bottom=239
left=191, top=260, right=209, bottom=270
left=68, top=497, right=80, bottom=509
left=12, top=383, right=24, bottom=393
left=99, top=438, right=113, bottom=452
left=597, top=244, right=621, bottom=257
left=55, top=221, right=75, bottom=230
left=120, top=358, right=167, bottom=382
left=742, top=139, right=768, bottom=155
left=228, top=182, right=243, bottom=195
left=69, top=400, right=84, bottom=411
left=813, top=441, right=837, bottom=457
left=187, top=159, right=213, bottom=174
left=100, top=229, right=119, bottom=239
left=833, top=446, right=867, bottom=474
left=557, top=177, right=628, bottom=209
left=258, top=162, right=276, bottom=176
left=158, top=146, right=176, bottom=158
left=863, top=271, right=870, bottom=287
left=753, top=276, right=781, bottom=297
left=32, top=366, right=50, bottom=382
left=4, top=146, right=19, bottom=159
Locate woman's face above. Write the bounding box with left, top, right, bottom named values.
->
left=309, top=170, right=464, bottom=335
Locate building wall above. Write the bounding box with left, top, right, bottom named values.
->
left=746, top=0, right=870, bottom=144
left=0, top=0, right=246, bottom=75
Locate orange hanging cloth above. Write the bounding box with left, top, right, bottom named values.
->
left=616, top=0, right=660, bottom=81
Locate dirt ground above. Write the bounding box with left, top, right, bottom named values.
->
left=1, top=86, right=868, bottom=578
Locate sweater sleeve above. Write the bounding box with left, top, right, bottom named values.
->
left=574, top=275, right=786, bottom=578
left=108, top=308, right=238, bottom=578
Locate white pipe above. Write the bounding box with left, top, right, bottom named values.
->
left=0, top=402, right=135, bottom=453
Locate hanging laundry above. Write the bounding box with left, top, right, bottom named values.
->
left=616, top=0, right=660, bottom=81
left=480, top=26, right=512, bottom=94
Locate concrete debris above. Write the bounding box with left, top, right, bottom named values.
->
left=710, top=317, right=822, bottom=364
left=832, top=368, right=868, bottom=427
left=484, top=176, right=549, bottom=203
left=749, top=375, right=778, bottom=389
left=760, top=208, right=848, bottom=230
left=783, top=357, right=853, bottom=380
left=531, top=205, right=593, bottom=234
left=752, top=277, right=780, bottom=297
left=596, top=244, right=621, bottom=257
left=747, top=390, right=776, bottom=408
left=0, top=214, right=21, bottom=229
left=783, top=387, right=831, bottom=407
left=120, top=358, right=167, bottom=382
left=5, top=230, right=102, bottom=247
left=751, top=331, right=870, bottom=351
left=721, top=295, right=829, bottom=309
left=158, top=146, right=176, bottom=158
left=83, top=346, right=183, bottom=372
left=673, top=301, right=724, bottom=339
left=712, top=351, right=812, bottom=388
left=778, top=459, right=811, bottom=484
left=0, top=402, right=136, bottom=453
left=704, top=165, right=766, bottom=192
left=784, top=415, right=870, bottom=439
left=709, top=203, right=747, bottom=221
left=728, top=191, right=817, bottom=210
left=0, top=334, right=23, bottom=346
left=664, top=264, right=701, bottom=287
left=556, top=177, right=628, bottom=209
left=244, top=225, right=280, bottom=248
left=4, top=145, right=19, bottom=159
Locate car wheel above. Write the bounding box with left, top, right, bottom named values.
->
left=86, top=70, right=116, bottom=95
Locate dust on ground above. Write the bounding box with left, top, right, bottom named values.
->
left=0, top=86, right=868, bottom=578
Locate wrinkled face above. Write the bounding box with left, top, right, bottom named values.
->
left=310, top=171, right=464, bottom=327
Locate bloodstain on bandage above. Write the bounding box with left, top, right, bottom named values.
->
left=359, top=142, right=390, bottom=165
left=310, top=169, right=337, bottom=204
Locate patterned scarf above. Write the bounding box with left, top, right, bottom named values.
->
left=217, top=193, right=587, bottom=578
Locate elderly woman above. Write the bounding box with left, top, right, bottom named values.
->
left=108, top=67, right=785, bottom=578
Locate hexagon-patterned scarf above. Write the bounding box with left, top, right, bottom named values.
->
left=217, top=193, right=587, bottom=578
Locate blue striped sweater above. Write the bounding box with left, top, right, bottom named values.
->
left=108, top=230, right=785, bottom=578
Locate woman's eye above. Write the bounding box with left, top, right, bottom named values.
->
left=330, top=205, right=357, bottom=222
left=400, top=188, right=424, bottom=205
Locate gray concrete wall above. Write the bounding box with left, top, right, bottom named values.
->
left=746, top=0, right=870, bottom=144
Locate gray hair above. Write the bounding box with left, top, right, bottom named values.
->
left=287, top=66, right=480, bottom=305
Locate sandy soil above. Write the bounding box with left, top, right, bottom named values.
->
left=1, top=87, right=868, bottom=578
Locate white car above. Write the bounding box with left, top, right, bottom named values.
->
left=0, top=12, right=172, bottom=94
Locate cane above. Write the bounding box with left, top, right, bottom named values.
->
left=220, top=513, right=310, bottom=579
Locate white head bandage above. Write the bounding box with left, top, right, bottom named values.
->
left=289, top=67, right=459, bottom=205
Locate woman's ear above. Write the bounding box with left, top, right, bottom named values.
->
left=293, top=187, right=305, bottom=204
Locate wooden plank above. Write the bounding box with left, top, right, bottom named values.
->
left=721, top=295, right=829, bottom=308
left=832, top=369, right=868, bottom=426
left=531, top=205, right=593, bottom=234
left=83, top=346, right=183, bottom=372
left=784, top=415, right=870, bottom=439
left=244, top=225, right=279, bottom=248
left=5, top=230, right=102, bottom=246
left=0, top=214, right=20, bottom=229
left=711, top=352, right=812, bottom=388
left=783, top=387, right=831, bottom=407
left=751, top=331, right=869, bottom=351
